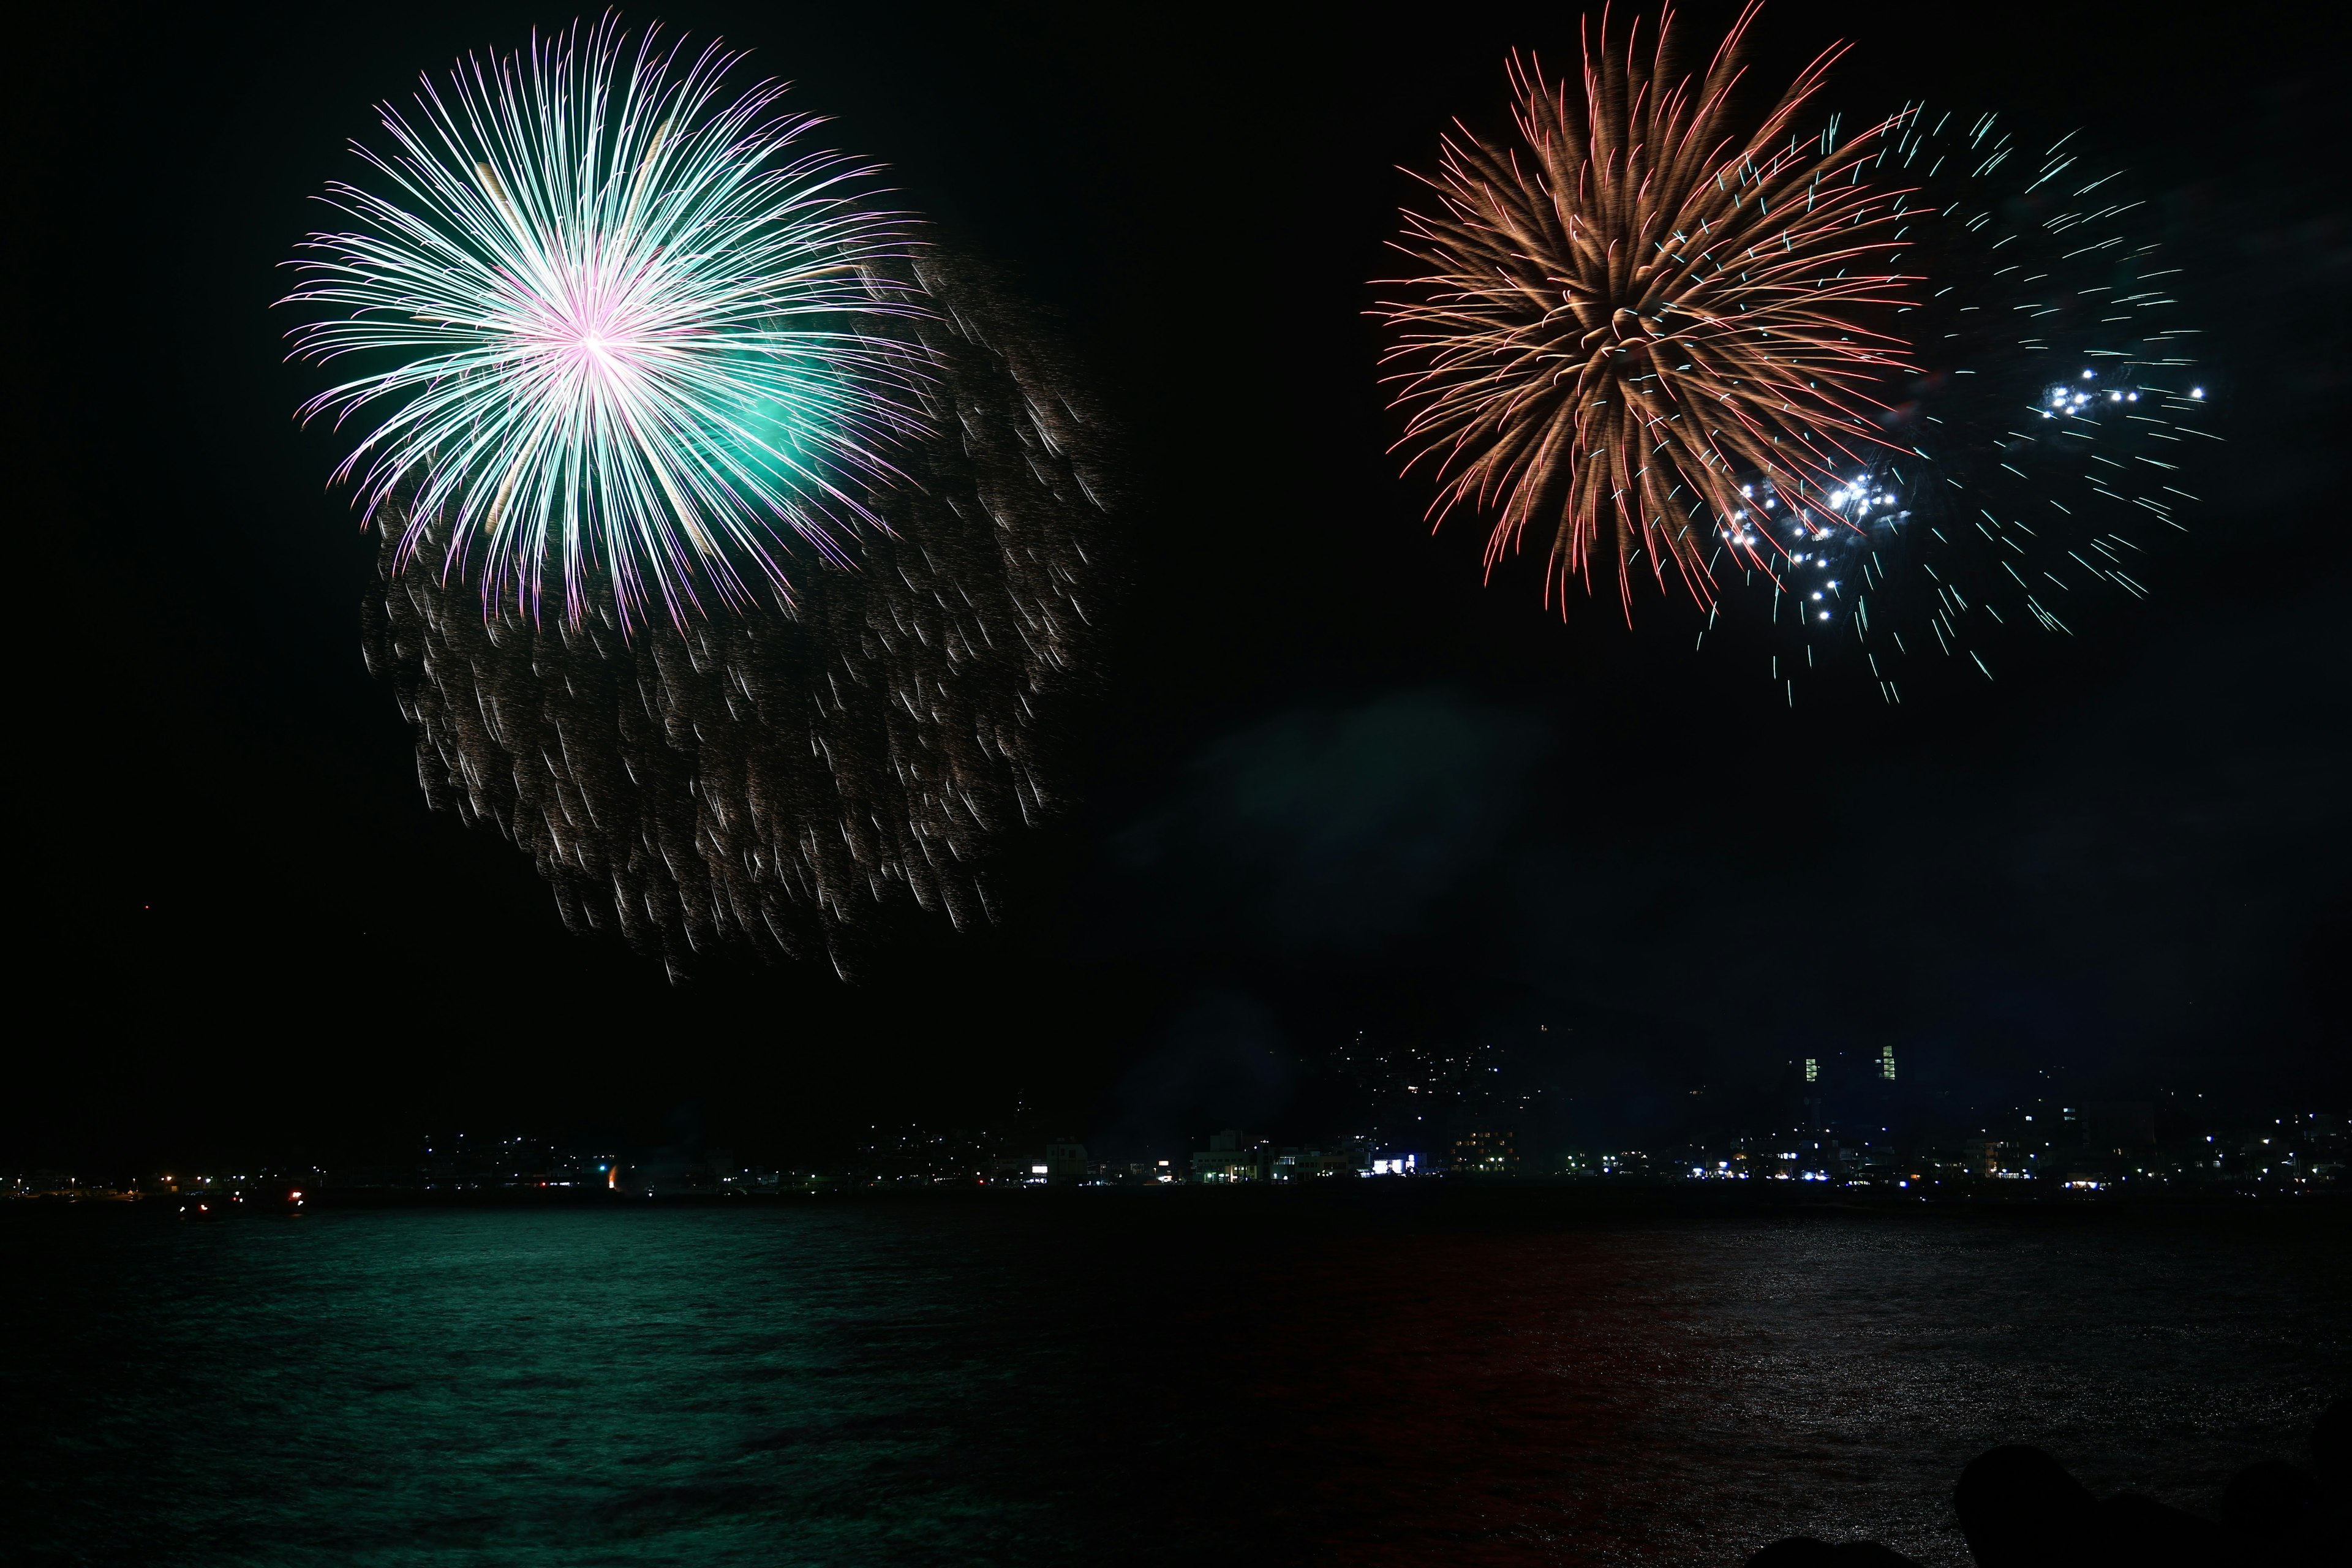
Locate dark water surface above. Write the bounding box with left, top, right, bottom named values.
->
left=5, top=1197, right=2345, bottom=1566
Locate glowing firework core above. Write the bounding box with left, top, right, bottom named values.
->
left=287, top=18, right=929, bottom=627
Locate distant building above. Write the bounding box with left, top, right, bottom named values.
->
left=1191, top=1130, right=1269, bottom=1182
left=1452, top=1129, right=1518, bottom=1175
left=1044, top=1140, right=1088, bottom=1183
left=1878, top=1046, right=1897, bottom=1082
left=1272, top=1147, right=1365, bottom=1180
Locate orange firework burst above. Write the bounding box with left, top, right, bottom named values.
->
left=1376, top=2, right=1916, bottom=616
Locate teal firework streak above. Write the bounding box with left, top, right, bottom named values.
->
left=285, top=17, right=930, bottom=627
left=1704, top=108, right=2214, bottom=704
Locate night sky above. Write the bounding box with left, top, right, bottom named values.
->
left=18, top=0, right=2345, bottom=1170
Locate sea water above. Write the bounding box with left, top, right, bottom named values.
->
left=4, top=1198, right=2343, bottom=1566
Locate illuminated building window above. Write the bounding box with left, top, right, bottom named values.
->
left=1450, top=1130, right=1518, bottom=1175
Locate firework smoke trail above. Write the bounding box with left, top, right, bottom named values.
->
left=364, top=255, right=1110, bottom=979
left=1725, top=108, right=2213, bottom=704
left=1374, top=1, right=1917, bottom=616
left=296, top=21, right=1114, bottom=974
left=286, top=16, right=930, bottom=628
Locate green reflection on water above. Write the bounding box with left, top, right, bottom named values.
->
left=14, top=1209, right=1071, bottom=1568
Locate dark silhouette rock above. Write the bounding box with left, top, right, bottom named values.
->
left=2313, top=1395, right=2350, bottom=1480
left=2219, top=1458, right=2313, bottom=1540
left=1954, top=1445, right=2096, bottom=1567
left=1954, top=1444, right=2255, bottom=1566
left=1766, top=1405, right=2352, bottom=1568
left=2086, top=1492, right=2234, bottom=1566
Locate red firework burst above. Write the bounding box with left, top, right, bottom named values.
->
left=1376, top=2, right=1917, bottom=617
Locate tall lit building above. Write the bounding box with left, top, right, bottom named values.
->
left=1452, top=1130, right=1518, bottom=1175
left=1879, top=1046, right=1897, bottom=1082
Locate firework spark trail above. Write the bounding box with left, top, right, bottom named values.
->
left=1376, top=1, right=1918, bottom=616
left=1724, top=106, right=2214, bottom=704
left=287, top=15, right=930, bottom=628
left=365, top=255, right=1111, bottom=978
